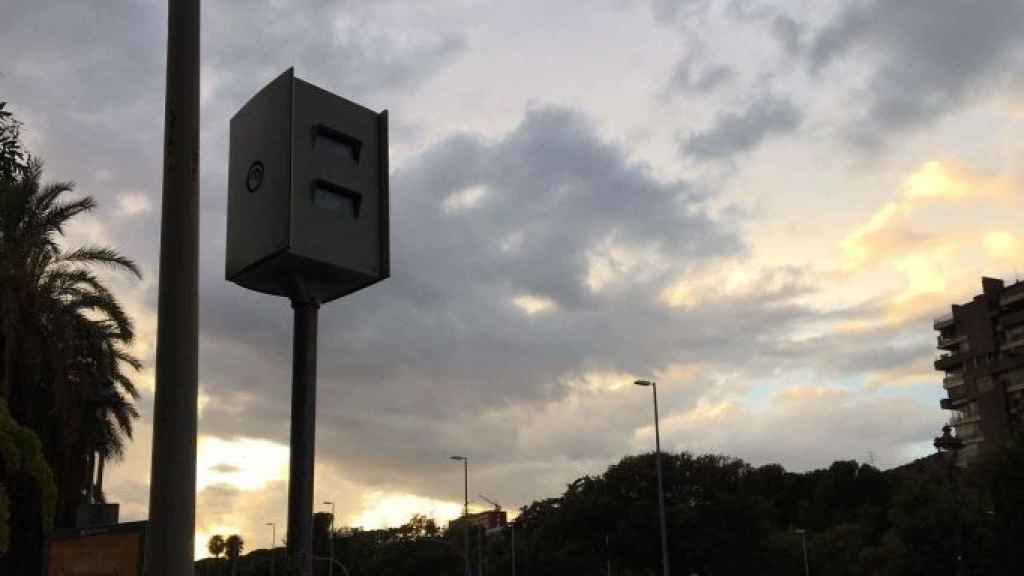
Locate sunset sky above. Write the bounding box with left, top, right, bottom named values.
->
left=4, top=0, right=1024, bottom=559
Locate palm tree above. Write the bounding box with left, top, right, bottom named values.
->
left=0, top=157, right=142, bottom=527
left=208, top=534, right=226, bottom=558
left=225, top=534, right=245, bottom=576
left=206, top=534, right=227, bottom=576
left=0, top=101, right=26, bottom=182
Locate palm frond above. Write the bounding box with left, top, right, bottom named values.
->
left=31, top=179, right=76, bottom=215
left=63, top=293, right=135, bottom=343
left=60, top=246, right=141, bottom=279
left=111, top=346, right=143, bottom=373
left=28, top=196, right=96, bottom=238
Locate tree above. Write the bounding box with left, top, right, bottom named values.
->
left=0, top=101, right=26, bottom=183
left=226, top=534, right=245, bottom=576
left=226, top=534, right=245, bottom=559
left=0, top=106, right=142, bottom=569
left=0, top=399, right=56, bottom=557
left=208, top=534, right=226, bottom=558
left=970, top=433, right=1024, bottom=573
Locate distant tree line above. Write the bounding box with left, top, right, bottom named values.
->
left=208, top=437, right=1024, bottom=576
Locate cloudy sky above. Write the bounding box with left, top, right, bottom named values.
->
left=4, top=0, right=1024, bottom=558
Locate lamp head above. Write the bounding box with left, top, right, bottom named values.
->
left=450, top=455, right=466, bottom=461
left=634, top=379, right=653, bottom=387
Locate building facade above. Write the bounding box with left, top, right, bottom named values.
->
left=934, top=277, right=1024, bottom=465
left=449, top=509, right=508, bottom=533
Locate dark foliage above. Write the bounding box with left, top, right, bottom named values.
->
left=205, top=439, right=1024, bottom=575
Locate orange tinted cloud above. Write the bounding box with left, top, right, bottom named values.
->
left=840, top=160, right=1010, bottom=272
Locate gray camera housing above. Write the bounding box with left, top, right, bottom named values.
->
left=226, top=68, right=389, bottom=303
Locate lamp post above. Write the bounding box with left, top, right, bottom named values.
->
left=635, top=380, right=670, bottom=576
left=934, top=425, right=965, bottom=575
left=511, top=520, right=516, bottom=576
left=266, top=523, right=276, bottom=576
left=605, top=533, right=611, bottom=576
left=451, top=456, right=470, bottom=576
left=323, top=501, right=335, bottom=576
left=795, top=529, right=809, bottom=576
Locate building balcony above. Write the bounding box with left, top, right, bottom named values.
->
left=1004, top=331, right=1024, bottom=352
left=947, top=385, right=969, bottom=402
left=1000, top=286, right=1024, bottom=308
left=935, top=352, right=965, bottom=370
left=937, top=334, right=966, bottom=350
left=953, top=421, right=982, bottom=442
left=1000, top=309, right=1024, bottom=328
left=940, top=397, right=968, bottom=410
left=934, top=312, right=955, bottom=330
left=943, top=374, right=965, bottom=389
left=950, top=416, right=981, bottom=443
left=1006, top=370, right=1024, bottom=393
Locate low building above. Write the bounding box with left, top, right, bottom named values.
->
left=449, top=509, right=507, bottom=533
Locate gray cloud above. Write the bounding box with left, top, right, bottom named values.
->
left=724, top=0, right=804, bottom=57
left=650, top=0, right=715, bottom=24
left=665, top=386, right=943, bottom=472
left=210, top=463, right=241, bottom=474
left=196, top=104, right=748, bottom=498
left=807, top=0, right=1024, bottom=147
left=666, top=55, right=736, bottom=96
left=3, top=0, right=955, bottom=521
left=681, top=95, right=801, bottom=160
left=0, top=0, right=465, bottom=291
left=769, top=13, right=803, bottom=58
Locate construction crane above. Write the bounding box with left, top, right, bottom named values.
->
left=478, top=494, right=502, bottom=512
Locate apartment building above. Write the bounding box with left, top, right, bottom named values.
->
left=934, top=277, right=1024, bottom=465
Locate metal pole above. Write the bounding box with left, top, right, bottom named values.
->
left=145, top=0, right=200, bottom=574
left=605, top=533, right=611, bottom=576
left=800, top=531, right=809, bottom=576
left=652, top=383, right=670, bottom=576
left=287, top=298, right=319, bottom=575
left=465, top=459, right=471, bottom=576
left=267, top=523, right=276, bottom=576
left=478, top=526, right=484, bottom=576
left=509, top=522, right=516, bottom=576
left=96, top=453, right=105, bottom=500
left=327, top=502, right=335, bottom=576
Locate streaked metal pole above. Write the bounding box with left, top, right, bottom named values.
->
left=652, top=382, right=670, bottom=576
left=287, top=299, right=319, bottom=575
left=605, top=533, right=611, bottom=576
left=798, top=529, right=809, bottom=576
left=451, top=456, right=470, bottom=576
left=465, top=458, right=470, bottom=576
left=266, top=522, right=276, bottom=576
left=145, top=1, right=200, bottom=574
left=635, top=380, right=670, bottom=576
left=323, top=501, right=335, bottom=576
left=511, top=522, right=516, bottom=576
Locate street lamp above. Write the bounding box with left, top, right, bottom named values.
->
left=511, top=520, right=517, bottom=576
left=934, top=425, right=965, bottom=575
left=795, top=529, right=809, bottom=576
left=323, top=501, right=335, bottom=576
left=635, top=379, right=670, bottom=576
left=266, top=522, right=276, bottom=576
left=450, top=455, right=470, bottom=576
